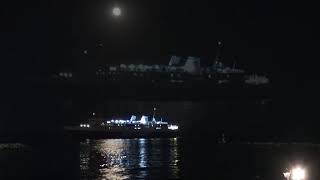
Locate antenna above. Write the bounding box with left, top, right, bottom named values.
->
left=213, top=41, right=223, bottom=65
left=152, top=107, right=156, bottom=122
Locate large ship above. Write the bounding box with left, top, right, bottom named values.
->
left=53, top=41, right=271, bottom=100
left=64, top=113, right=179, bottom=139
left=93, top=42, right=270, bottom=86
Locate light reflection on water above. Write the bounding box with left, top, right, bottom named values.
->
left=80, top=138, right=180, bottom=180
left=138, top=138, right=146, bottom=169
left=2, top=139, right=320, bottom=179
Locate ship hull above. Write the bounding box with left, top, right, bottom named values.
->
left=64, top=126, right=180, bottom=139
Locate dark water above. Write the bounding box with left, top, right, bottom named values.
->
left=1, top=137, right=320, bottom=179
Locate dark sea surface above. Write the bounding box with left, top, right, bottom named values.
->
left=1, top=137, right=320, bottom=180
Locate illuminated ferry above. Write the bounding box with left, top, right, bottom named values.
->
left=64, top=115, right=179, bottom=138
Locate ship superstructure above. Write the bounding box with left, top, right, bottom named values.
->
left=80, top=115, right=178, bottom=131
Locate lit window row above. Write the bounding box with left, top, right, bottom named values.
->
left=168, top=125, right=179, bottom=130
left=59, top=72, right=73, bottom=78
left=80, top=124, right=90, bottom=128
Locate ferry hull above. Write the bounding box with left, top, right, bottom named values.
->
left=64, top=126, right=180, bottom=139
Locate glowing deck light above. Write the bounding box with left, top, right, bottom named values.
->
left=292, top=167, right=306, bottom=180
left=106, top=121, right=111, bottom=124
left=80, top=124, right=83, bottom=127
left=130, top=115, right=137, bottom=122
left=140, top=116, right=148, bottom=125
left=168, top=125, right=179, bottom=130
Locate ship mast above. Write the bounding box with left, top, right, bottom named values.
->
left=152, top=107, right=156, bottom=122
left=213, top=41, right=223, bottom=66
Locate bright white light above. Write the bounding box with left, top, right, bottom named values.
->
left=292, top=167, right=306, bottom=180
left=130, top=115, right=136, bottom=122
left=112, top=7, right=121, bottom=16
left=80, top=124, right=83, bottom=127
left=168, top=125, right=179, bottom=130
left=140, top=116, right=148, bottom=125
left=283, top=172, right=290, bottom=179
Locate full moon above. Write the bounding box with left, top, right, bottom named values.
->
left=112, top=7, right=121, bottom=16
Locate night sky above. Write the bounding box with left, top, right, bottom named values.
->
left=2, top=0, right=317, bottom=73
left=1, top=0, right=319, bottom=137
left=71, top=0, right=276, bottom=72
left=3, top=0, right=318, bottom=96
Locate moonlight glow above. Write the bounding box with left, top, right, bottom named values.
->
left=112, top=7, right=121, bottom=16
